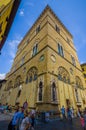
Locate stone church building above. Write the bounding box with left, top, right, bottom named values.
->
left=0, top=5, right=86, bottom=112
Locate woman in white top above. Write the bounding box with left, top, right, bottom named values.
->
left=20, top=111, right=31, bottom=130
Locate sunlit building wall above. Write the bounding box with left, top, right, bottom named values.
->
left=1, top=6, right=86, bottom=112
left=0, top=0, right=21, bottom=51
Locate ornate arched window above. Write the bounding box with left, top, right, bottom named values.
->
left=29, top=72, right=33, bottom=82
left=58, top=66, right=70, bottom=83
left=7, top=80, right=13, bottom=90
left=26, top=67, right=38, bottom=84
left=38, top=81, right=43, bottom=101
left=14, top=75, right=22, bottom=88
left=33, top=72, right=37, bottom=81
left=75, top=76, right=83, bottom=89
left=51, top=82, right=57, bottom=102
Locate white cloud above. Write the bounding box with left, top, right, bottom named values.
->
left=19, top=9, right=24, bottom=16
left=0, top=73, right=6, bottom=80
left=80, top=61, right=84, bottom=64
left=8, top=36, right=22, bottom=59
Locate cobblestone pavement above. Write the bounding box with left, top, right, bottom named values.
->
left=0, top=113, right=12, bottom=130
left=0, top=113, right=83, bottom=130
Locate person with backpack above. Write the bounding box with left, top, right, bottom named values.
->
left=16, top=107, right=24, bottom=130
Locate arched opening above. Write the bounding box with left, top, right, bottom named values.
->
left=26, top=67, right=38, bottom=84
left=38, top=81, right=43, bottom=101
left=51, top=82, right=57, bottom=102
left=58, top=66, right=70, bottom=83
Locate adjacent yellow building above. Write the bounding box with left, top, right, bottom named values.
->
left=0, top=5, right=86, bottom=112
left=0, top=0, right=21, bottom=51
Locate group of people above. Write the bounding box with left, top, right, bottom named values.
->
left=8, top=100, right=36, bottom=130
left=61, top=105, right=86, bottom=130
left=61, top=106, right=74, bottom=121
left=0, top=103, right=12, bottom=113
left=2, top=101, right=86, bottom=130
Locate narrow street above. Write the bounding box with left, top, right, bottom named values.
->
left=0, top=113, right=83, bottom=130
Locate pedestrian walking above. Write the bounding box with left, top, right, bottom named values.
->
left=45, top=112, right=50, bottom=122
left=61, top=106, right=66, bottom=119
left=77, top=108, right=82, bottom=117
left=80, top=114, right=85, bottom=130
left=19, top=110, right=31, bottom=130
left=70, top=107, right=74, bottom=118
left=23, top=100, right=28, bottom=111
left=11, top=106, right=20, bottom=130
left=84, top=110, right=86, bottom=129
left=67, top=107, right=72, bottom=122
left=16, top=107, right=24, bottom=130
left=30, top=109, right=36, bottom=130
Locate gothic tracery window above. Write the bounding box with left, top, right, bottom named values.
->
left=7, top=81, right=13, bottom=90
left=26, top=67, right=38, bottom=83
left=58, top=66, right=70, bottom=83
left=75, top=76, right=83, bottom=89
left=14, top=75, right=22, bottom=88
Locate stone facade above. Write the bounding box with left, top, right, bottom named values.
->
left=1, top=5, right=86, bottom=112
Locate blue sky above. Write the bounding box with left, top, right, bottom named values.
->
left=0, top=0, right=86, bottom=79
